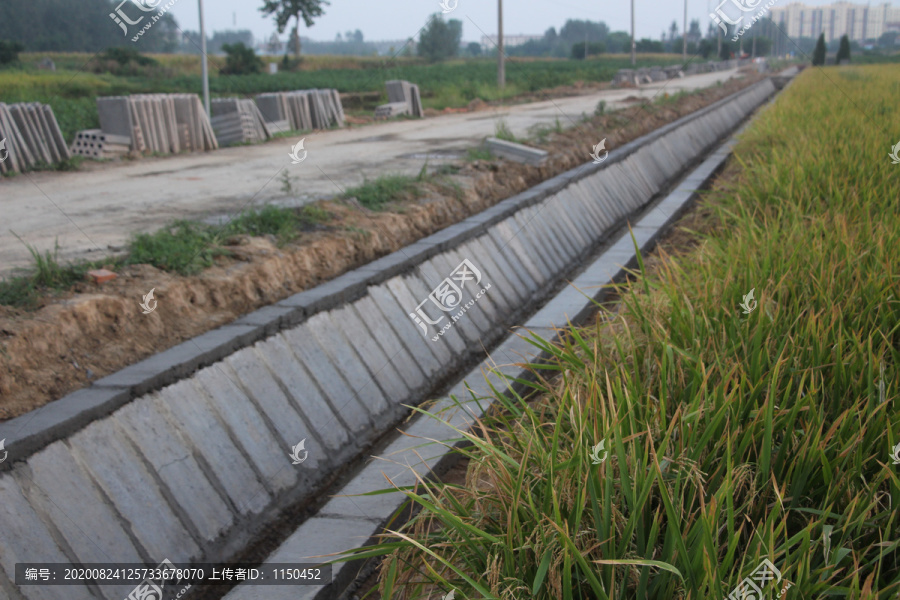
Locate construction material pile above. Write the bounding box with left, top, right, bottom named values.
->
left=70, top=130, right=131, bottom=159
left=97, top=94, right=218, bottom=155
left=256, top=89, right=345, bottom=132
left=210, top=99, right=271, bottom=146
left=0, top=102, right=71, bottom=174
left=375, top=80, right=424, bottom=119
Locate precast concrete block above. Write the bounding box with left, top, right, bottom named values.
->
left=26, top=440, right=145, bottom=566
left=328, top=304, right=412, bottom=404
left=113, top=396, right=234, bottom=544
left=68, top=418, right=201, bottom=563
left=304, top=312, right=391, bottom=428
left=282, top=326, right=373, bottom=436
left=366, top=282, right=442, bottom=379
left=158, top=378, right=271, bottom=516
left=385, top=277, right=454, bottom=367
left=0, top=474, right=91, bottom=600
left=193, top=366, right=297, bottom=495
left=402, top=272, right=468, bottom=356
left=350, top=296, right=429, bottom=393
left=225, top=347, right=325, bottom=472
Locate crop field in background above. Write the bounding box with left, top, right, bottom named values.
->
left=343, top=64, right=900, bottom=599
left=1, top=53, right=685, bottom=142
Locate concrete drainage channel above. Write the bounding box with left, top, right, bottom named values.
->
left=0, top=76, right=785, bottom=600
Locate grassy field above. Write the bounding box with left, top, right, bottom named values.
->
left=1, top=52, right=684, bottom=142
left=339, top=64, right=900, bottom=599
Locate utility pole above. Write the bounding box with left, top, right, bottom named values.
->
left=498, top=0, right=505, bottom=88
left=683, top=0, right=688, bottom=63
left=631, top=0, right=636, bottom=66
left=198, top=0, right=210, bottom=116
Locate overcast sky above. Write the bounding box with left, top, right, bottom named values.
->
left=166, top=0, right=892, bottom=45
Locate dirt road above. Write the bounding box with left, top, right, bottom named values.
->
left=0, top=68, right=742, bottom=276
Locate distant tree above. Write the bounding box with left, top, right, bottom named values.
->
left=221, top=42, right=263, bottom=75
left=812, top=32, right=826, bottom=65
left=260, top=0, right=329, bottom=57
left=418, top=14, right=462, bottom=62
left=698, top=38, right=714, bottom=58
left=559, top=19, right=610, bottom=46
left=335, top=32, right=342, bottom=42
left=467, top=41, right=482, bottom=56
left=571, top=41, right=606, bottom=59
left=352, top=29, right=364, bottom=43
left=0, top=40, right=24, bottom=65
left=669, top=20, right=679, bottom=43
left=606, top=31, right=631, bottom=53
left=836, top=34, right=851, bottom=62
left=877, top=31, right=898, bottom=47
left=545, top=27, right=557, bottom=43
left=266, top=33, right=283, bottom=54
left=688, top=19, right=702, bottom=42
left=636, top=38, right=664, bottom=52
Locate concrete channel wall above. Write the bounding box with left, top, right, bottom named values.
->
left=0, top=78, right=777, bottom=600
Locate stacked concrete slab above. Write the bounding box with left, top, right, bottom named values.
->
left=255, top=89, right=345, bottom=132
left=210, top=99, right=271, bottom=146
left=0, top=79, right=778, bottom=600
left=97, top=94, right=218, bottom=156
left=379, top=80, right=423, bottom=118
left=0, top=102, right=71, bottom=174
left=70, top=130, right=131, bottom=159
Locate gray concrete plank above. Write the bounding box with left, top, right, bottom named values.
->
left=158, top=379, right=272, bottom=516
left=68, top=418, right=201, bottom=563
left=114, top=397, right=234, bottom=544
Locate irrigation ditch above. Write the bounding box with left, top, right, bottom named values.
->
left=0, top=72, right=793, bottom=600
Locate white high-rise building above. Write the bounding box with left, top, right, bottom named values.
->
left=769, top=2, right=900, bottom=42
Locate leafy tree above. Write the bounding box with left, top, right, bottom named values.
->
left=688, top=19, right=702, bottom=42
left=221, top=42, right=263, bottom=75
left=0, top=40, right=24, bottom=65
left=467, top=42, right=482, bottom=56
left=698, top=38, right=715, bottom=58
left=836, top=34, right=850, bottom=62
left=418, top=14, right=461, bottom=62
left=260, top=0, right=329, bottom=58
left=636, top=38, right=664, bottom=53
left=669, top=20, right=679, bottom=42
left=606, top=31, right=631, bottom=53
left=559, top=19, right=609, bottom=45
left=812, top=32, right=826, bottom=65
left=571, top=41, right=606, bottom=59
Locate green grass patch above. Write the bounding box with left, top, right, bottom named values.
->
left=344, top=174, right=423, bottom=210
left=0, top=236, right=119, bottom=308
left=333, top=64, right=900, bottom=599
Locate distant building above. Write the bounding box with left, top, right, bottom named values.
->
left=769, top=2, right=900, bottom=42
left=480, top=34, right=543, bottom=52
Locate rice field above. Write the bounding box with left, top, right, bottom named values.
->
left=338, top=64, right=900, bottom=599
